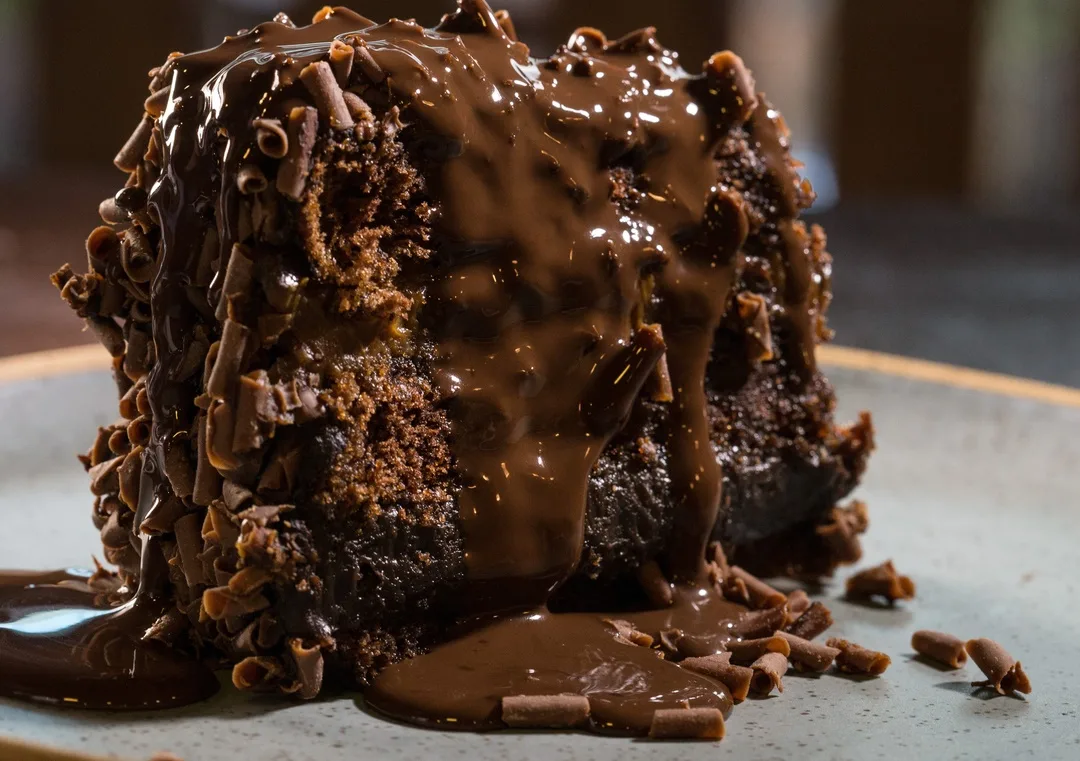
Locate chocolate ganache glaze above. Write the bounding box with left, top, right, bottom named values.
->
left=4, top=0, right=870, bottom=736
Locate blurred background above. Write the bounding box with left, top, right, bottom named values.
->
left=0, top=0, right=1076, bottom=384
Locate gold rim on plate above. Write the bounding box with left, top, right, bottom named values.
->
left=0, top=343, right=1076, bottom=409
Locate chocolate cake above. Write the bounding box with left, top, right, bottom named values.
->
left=24, top=0, right=872, bottom=733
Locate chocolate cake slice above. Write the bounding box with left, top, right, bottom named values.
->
left=51, top=0, right=872, bottom=704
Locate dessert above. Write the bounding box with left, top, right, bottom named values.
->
left=1, top=0, right=875, bottom=735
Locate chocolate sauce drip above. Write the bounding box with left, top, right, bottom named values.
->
left=0, top=571, right=218, bottom=710
left=367, top=581, right=745, bottom=734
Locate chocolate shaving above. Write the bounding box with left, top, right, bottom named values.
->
left=88, top=455, right=123, bottom=496
left=253, top=118, right=288, bottom=159
left=604, top=618, right=654, bottom=647
left=107, top=427, right=131, bottom=457
left=785, top=588, right=811, bottom=622
left=99, top=510, right=130, bottom=549
left=845, top=560, right=916, bottom=603
left=222, top=480, right=255, bottom=512
left=784, top=601, right=833, bottom=641
left=277, top=106, right=319, bottom=200
left=215, top=244, right=254, bottom=322
left=328, top=40, right=354, bottom=86
left=288, top=638, right=325, bottom=699
left=777, top=630, right=840, bottom=672
left=238, top=503, right=292, bottom=527
left=174, top=512, right=210, bottom=588
left=202, top=585, right=270, bottom=620
left=707, top=542, right=731, bottom=581
left=965, top=638, right=1031, bottom=695
left=228, top=566, right=271, bottom=596
left=120, top=227, right=156, bottom=283
left=750, top=651, right=787, bottom=695
left=826, top=637, right=891, bottom=675
left=300, top=61, right=354, bottom=131
left=352, top=40, right=385, bottom=84
left=729, top=605, right=787, bottom=639
left=206, top=400, right=241, bottom=472
left=86, top=225, right=121, bottom=273
left=648, top=707, right=724, bottom=740
left=145, top=608, right=187, bottom=644
left=501, top=694, right=590, bottom=729
left=88, top=426, right=113, bottom=466
left=494, top=9, right=518, bottom=41
left=207, top=319, right=251, bottom=401
left=911, top=630, right=967, bottom=669
left=736, top=292, right=773, bottom=362
left=236, top=164, right=269, bottom=195
left=97, top=197, right=126, bottom=225
left=160, top=437, right=195, bottom=499
left=117, top=446, right=143, bottom=510
left=123, top=327, right=152, bottom=380
left=816, top=500, right=869, bottom=566
left=680, top=655, right=752, bottom=702
left=722, top=566, right=786, bottom=609
left=86, top=316, right=125, bottom=357
left=140, top=496, right=186, bottom=536
left=144, top=87, right=171, bottom=118
left=204, top=504, right=241, bottom=550
left=115, top=116, right=154, bottom=172
left=231, top=656, right=285, bottom=691
left=637, top=559, right=673, bottom=608
left=726, top=634, right=790, bottom=665
left=125, top=416, right=151, bottom=448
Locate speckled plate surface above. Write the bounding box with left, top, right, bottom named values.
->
left=1, top=346, right=1078, bottom=761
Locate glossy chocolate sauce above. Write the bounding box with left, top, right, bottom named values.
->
left=2, top=0, right=819, bottom=731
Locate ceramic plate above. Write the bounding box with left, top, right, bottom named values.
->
left=1, top=346, right=1078, bottom=761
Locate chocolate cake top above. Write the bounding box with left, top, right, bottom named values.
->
left=144, top=0, right=817, bottom=613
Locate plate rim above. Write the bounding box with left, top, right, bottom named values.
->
left=2, top=343, right=1077, bottom=409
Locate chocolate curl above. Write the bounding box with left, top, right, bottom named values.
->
left=99, top=510, right=130, bottom=549
left=707, top=542, right=731, bottom=581
left=605, top=27, right=663, bottom=55
left=206, top=401, right=241, bottom=472
left=232, top=655, right=285, bottom=691
left=288, top=639, right=325, bottom=699
left=107, top=427, right=131, bottom=457
left=328, top=40, right=354, bottom=86
left=501, top=694, right=590, bottom=729
left=494, top=9, right=517, bottom=41
left=723, top=566, right=786, bottom=609
left=726, top=635, right=790, bottom=666
left=300, top=61, right=354, bottom=131
left=566, top=27, right=607, bottom=54
left=160, top=438, right=194, bottom=500
left=115, top=116, right=154, bottom=172
left=582, top=324, right=666, bottom=436
left=144, top=87, right=171, bottom=118
left=88, top=426, right=113, bottom=467
left=784, top=601, right=833, bottom=641
left=965, top=638, right=1031, bottom=694
left=277, top=106, right=319, bottom=200
left=222, top=480, right=255, bottom=512
left=778, top=631, right=840, bottom=673
left=120, top=227, right=156, bottom=283
left=215, top=244, right=254, bottom=322
left=252, top=118, right=288, bottom=159
left=637, top=559, right=673, bottom=607
left=228, top=566, right=270, bottom=596
left=139, top=496, right=186, bottom=536
left=117, top=445, right=143, bottom=510
left=816, top=500, right=869, bottom=566
left=86, top=226, right=121, bottom=273
left=342, top=91, right=374, bottom=124
left=205, top=503, right=240, bottom=550
left=352, top=40, right=386, bottom=84
left=604, top=618, right=654, bottom=647
left=88, top=455, right=123, bottom=496
left=729, top=606, right=787, bottom=639
left=145, top=608, right=187, bottom=644
left=236, top=164, right=269, bottom=195
left=649, top=707, right=725, bottom=740
left=680, top=655, right=752, bottom=702
left=736, top=292, right=773, bottom=362
left=845, top=560, right=916, bottom=603
left=911, top=630, right=967, bottom=669
left=750, top=651, right=787, bottom=695
left=785, top=589, right=811, bottom=623
left=174, top=513, right=209, bottom=588
left=311, top=5, right=334, bottom=23
left=207, top=319, right=251, bottom=401
left=86, top=316, right=125, bottom=357
left=693, top=51, right=757, bottom=150
left=826, top=637, right=892, bottom=675
left=202, top=585, right=270, bottom=620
